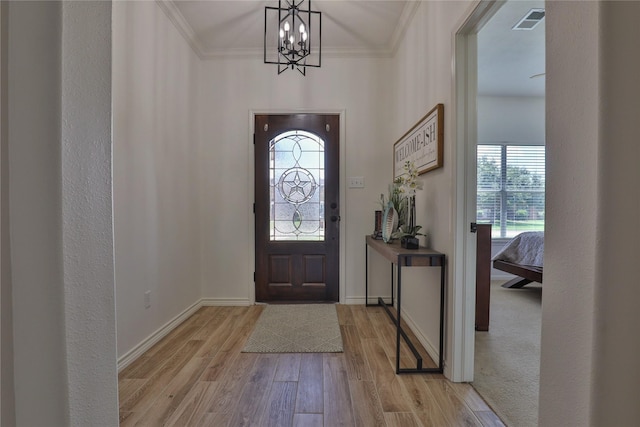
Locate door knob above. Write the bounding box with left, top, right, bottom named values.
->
left=330, top=215, right=340, bottom=222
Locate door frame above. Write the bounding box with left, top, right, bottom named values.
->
left=451, top=0, right=503, bottom=382
left=248, top=109, right=347, bottom=304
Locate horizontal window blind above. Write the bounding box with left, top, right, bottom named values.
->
left=477, top=144, right=545, bottom=238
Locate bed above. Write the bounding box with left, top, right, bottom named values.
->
left=492, top=231, right=543, bottom=288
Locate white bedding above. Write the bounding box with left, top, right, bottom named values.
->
left=492, top=231, right=544, bottom=268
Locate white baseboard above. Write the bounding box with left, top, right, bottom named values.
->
left=200, top=297, right=252, bottom=306
left=117, top=297, right=254, bottom=372
left=344, top=296, right=393, bottom=305
left=117, top=299, right=203, bottom=372
left=344, top=297, right=439, bottom=364
left=401, top=309, right=440, bottom=365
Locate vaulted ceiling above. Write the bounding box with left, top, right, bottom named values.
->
left=159, top=0, right=545, bottom=96
left=160, top=0, right=417, bottom=58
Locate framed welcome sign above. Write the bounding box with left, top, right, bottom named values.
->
left=393, top=103, right=444, bottom=179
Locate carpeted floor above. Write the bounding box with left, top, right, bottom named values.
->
left=473, top=280, right=542, bottom=427
left=242, top=304, right=344, bottom=353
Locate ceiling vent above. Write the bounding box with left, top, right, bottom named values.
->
left=512, top=8, right=545, bottom=31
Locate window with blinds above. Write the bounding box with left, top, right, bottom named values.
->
left=477, top=144, right=545, bottom=238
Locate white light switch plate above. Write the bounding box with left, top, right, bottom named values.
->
left=348, top=176, right=365, bottom=188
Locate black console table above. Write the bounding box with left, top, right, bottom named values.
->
left=365, top=235, right=446, bottom=374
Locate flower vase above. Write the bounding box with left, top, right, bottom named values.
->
left=401, top=195, right=419, bottom=249
left=373, top=210, right=383, bottom=239
left=401, top=236, right=420, bottom=249
left=408, top=195, right=416, bottom=231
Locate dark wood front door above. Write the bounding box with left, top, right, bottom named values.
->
left=255, top=114, right=340, bottom=302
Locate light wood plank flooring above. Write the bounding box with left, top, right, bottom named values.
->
left=119, top=305, right=504, bottom=426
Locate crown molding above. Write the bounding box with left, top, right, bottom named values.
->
left=156, top=0, right=206, bottom=59
left=198, top=46, right=394, bottom=60
left=387, top=0, right=421, bottom=56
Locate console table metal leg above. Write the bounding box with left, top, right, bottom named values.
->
left=439, top=257, right=445, bottom=369
left=391, top=264, right=394, bottom=307
left=365, top=243, right=369, bottom=306
left=396, top=261, right=402, bottom=374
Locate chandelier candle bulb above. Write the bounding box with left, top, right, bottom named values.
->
left=264, top=0, right=322, bottom=75
left=284, top=21, right=290, bottom=46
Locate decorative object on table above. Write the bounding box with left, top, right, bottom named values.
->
left=378, top=161, right=425, bottom=246
left=381, top=203, right=398, bottom=243
left=379, top=181, right=408, bottom=233
left=401, top=233, right=420, bottom=249
left=264, top=0, right=322, bottom=75
left=372, top=209, right=383, bottom=239
left=393, top=103, right=444, bottom=179
left=395, top=161, right=424, bottom=249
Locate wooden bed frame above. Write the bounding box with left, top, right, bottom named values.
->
left=493, top=259, right=543, bottom=288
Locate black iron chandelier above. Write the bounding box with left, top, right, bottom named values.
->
left=264, top=0, right=322, bottom=75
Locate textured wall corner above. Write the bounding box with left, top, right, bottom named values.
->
left=60, top=2, right=118, bottom=425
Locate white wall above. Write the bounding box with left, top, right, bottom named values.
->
left=7, top=1, right=117, bottom=425
left=477, top=95, right=545, bottom=144
left=388, top=0, right=475, bottom=378
left=540, top=2, right=598, bottom=424
left=593, top=2, right=640, bottom=422
left=198, top=56, right=393, bottom=305
left=541, top=1, right=640, bottom=425
left=113, top=1, right=203, bottom=359
left=539, top=1, right=640, bottom=424
left=8, top=3, right=67, bottom=424
left=0, top=1, right=15, bottom=424
left=60, top=2, right=118, bottom=423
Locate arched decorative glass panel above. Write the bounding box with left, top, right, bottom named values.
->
left=269, top=130, right=324, bottom=241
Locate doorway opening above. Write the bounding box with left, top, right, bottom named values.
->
left=456, top=0, right=545, bottom=425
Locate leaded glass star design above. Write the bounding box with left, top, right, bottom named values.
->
left=278, top=167, right=317, bottom=204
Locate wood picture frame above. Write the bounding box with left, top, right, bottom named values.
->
left=393, top=103, right=444, bottom=178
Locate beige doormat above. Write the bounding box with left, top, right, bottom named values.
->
left=242, top=304, right=343, bottom=353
